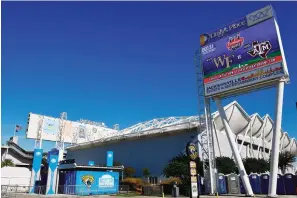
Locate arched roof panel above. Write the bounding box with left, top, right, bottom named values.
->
left=213, top=101, right=250, bottom=135
left=250, top=113, right=264, bottom=136
left=264, top=116, right=274, bottom=142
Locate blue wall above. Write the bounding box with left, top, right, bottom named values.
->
left=67, top=129, right=197, bottom=177
left=75, top=171, right=119, bottom=195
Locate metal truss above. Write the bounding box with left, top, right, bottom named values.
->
left=56, top=112, right=67, bottom=150
left=119, top=116, right=199, bottom=135
left=194, top=49, right=216, bottom=194
left=34, top=115, right=44, bottom=149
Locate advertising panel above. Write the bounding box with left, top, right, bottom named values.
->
left=26, top=113, right=117, bottom=143
left=200, top=5, right=289, bottom=98
left=76, top=171, right=119, bottom=195
left=43, top=117, right=59, bottom=136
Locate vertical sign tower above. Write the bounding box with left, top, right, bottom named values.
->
left=197, top=5, right=289, bottom=197
left=186, top=142, right=200, bottom=198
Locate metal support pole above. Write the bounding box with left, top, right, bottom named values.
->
left=268, top=81, right=285, bottom=197
left=214, top=98, right=254, bottom=196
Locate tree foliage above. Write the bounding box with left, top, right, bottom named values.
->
left=163, top=153, right=203, bottom=185
left=124, top=167, right=136, bottom=177
left=142, top=168, right=150, bottom=178
left=215, top=156, right=238, bottom=174
left=1, top=159, right=15, bottom=167
left=243, top=158, right=270, bottom=174
left=276, top=151, right=296, bottom=174
left=114, top=161, right=122, bottom=166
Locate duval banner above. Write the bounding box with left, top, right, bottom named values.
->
left=29, top=148, right=43, bottom=193
left=201, top=18, right=287, bottom=97
left=46, top=149, right=59, bottom=195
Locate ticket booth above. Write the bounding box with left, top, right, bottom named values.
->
left=58, top=162, right=124, bottom=196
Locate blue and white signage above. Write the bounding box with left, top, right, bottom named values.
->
left=29, top=149, right=43, bottom=193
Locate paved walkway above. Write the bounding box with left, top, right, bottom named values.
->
left=6, top=194, right=297, bottom=198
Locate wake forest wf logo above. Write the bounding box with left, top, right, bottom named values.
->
left=211, top=40, right=272, bottom=69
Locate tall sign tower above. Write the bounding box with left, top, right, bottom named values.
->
left=196, top=5, right=289, bottom=197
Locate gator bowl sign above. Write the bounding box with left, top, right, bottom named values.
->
left=200, top=6, right=289, bottom=98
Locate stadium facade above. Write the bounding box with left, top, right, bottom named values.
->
left=66, top=101, right=297, bottom=182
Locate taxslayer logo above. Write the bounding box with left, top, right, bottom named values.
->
left=247, top=40, right=271, bottom=58
left=226, top=33, right=244, bottom=51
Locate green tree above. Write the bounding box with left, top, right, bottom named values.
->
left=124, top=167, right=136, bottom=177
left=1, top=159, right=14, bottom=167
left=215, top=156, right=237, bottom=174
left=114, top=161, right=122, bottom=166
left=243, top=158, right=270, bottom=174
left=276, top=151, right=296, bottom=174
left=142, top=168, right=151, bottom=178
left=163, top=153, right=203, bottom=185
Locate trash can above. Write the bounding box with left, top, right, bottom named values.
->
left=277, top=174, right=286, bottom=195
left=284, top=173, right=295, bottom=195
left=227, top=173, right=240, bottom=194
left=249, top=173, right=261, bottom=194
left=260, top=174, right=270, bottom=194
left=239, top=176, right=246, bottom=194
left=172, top=182, right=179, bottom=197
left=197, top=174, right=202, bottom=195
left=293, top=174, right=297, bottom=195
left=217, top=173, right=227, bottom=194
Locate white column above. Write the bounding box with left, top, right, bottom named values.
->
left=268, top=81, right=285, bottom=197
left=214, top=98, right=254, bottom=196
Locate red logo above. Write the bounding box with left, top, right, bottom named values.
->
left=226, top=33, right=244, bottom=51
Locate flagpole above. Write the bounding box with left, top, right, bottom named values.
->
left=13, top=124, right=16, bottom=137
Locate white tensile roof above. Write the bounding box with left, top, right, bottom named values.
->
left=66, top=101, right=297, bottom=154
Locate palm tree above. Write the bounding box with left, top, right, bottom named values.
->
left=277, top=151, right=295, bottom=174
left=1, top=159, right=14, bottom=167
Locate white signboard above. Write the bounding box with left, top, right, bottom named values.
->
left=99, top=175, right=114, bottom=188
left=26, top=113, right=118, bottom=143
left=191, top=183, right=198, bottom=197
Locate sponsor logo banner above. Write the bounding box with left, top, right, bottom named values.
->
left=201, top=18, right=285, bottom=97
left=205, top=63, right=284, bottom=96
left=200, top=5, right=274, bottom=47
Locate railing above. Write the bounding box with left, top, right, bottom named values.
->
left=142, top=185, right=163, bottom=196
left=1, top=184, right=130, bottom=196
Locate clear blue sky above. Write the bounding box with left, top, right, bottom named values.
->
left=2, top=1, right=297, bottom=151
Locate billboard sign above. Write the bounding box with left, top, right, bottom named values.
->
left=200, top=5, right=289, bottom=98
left=26, top=113, right=118, bottom=143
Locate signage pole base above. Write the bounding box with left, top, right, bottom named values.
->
left=268, top=81, right=285, bottom=197
left=214, top=98, right=254, bottom=196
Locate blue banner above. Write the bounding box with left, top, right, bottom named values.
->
left=76, top=171, right=119, bottom=195
left=46, top=149, right=59, bottom=195
left=107, top=151, right=113, bottom=167
left=29, top=149, right=43, bottom=193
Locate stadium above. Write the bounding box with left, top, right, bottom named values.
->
left=65, top=100, right=297, bottom=182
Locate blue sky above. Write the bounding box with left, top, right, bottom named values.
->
left=2, top=1, right=297, bottom=151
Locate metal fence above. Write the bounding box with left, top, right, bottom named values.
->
left=1, top=184, right=130, bottom=197
left=142, top=185, right=163, bottom=196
